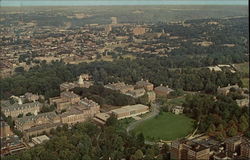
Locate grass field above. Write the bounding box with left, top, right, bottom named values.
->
left=234, top=62, right=249, bottom=74
left=241, top=78, right=249, bottom=89
left=234, top=62, right=249, bottom=88
left=133, top=112, right=194, bottom=141
left=167, top=96, right=186, bottom=106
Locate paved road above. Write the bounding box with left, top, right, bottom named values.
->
left=126, top=102, right=160, bottom=134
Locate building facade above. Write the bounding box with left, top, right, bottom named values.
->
left=170, top=139, right=210, bottom=160
left=110, top=104, right=149, bottom=120
left=0, top=121, right=13, bottom=138
left=135, top=79, right=154, bottom=91
left=1, top=101, right=42, bottom=118
left=154, top=84, right=174, bottom=96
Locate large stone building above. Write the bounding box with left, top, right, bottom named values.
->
left=240, top=140, right=250, bottom=159
left=147, top=91, right=156, bottom=102
left=15, top=111, right=62, bottom=138
left=109, top=104, right=149, bottom=120
left=217, top=84, right=239, bottom=95
left=60, top=74, right=93, bottom=91
left=171, top=139, right=210, bottom=160
left=1, top=100, right=42, bottom=118
left=93, top=113, right=111, bottom=125
left=135, top=79, right=154, bottom=91
left=225, top=136, right=243, bottom=154
left=16, top=96, right=100, bottom=138
left=15, top=112, right=61, bottom=132
left=0, top=135, right=26, bottom=156
left=104, top=82, right=134, bottom=94
left=154, top=84, right=174, bottom=96
left=24, top=92, right=39, bottom=102
left=222, top=136, right=250, bottom=159
left=125, top=88, right=146, bottom=98
left=49, top=91, right=81, bottom=112
left=0, top=120, right=13, bottom=138
left=60, top=98, right=100, bottom=125
left=171, top=136, right=250, bottom=160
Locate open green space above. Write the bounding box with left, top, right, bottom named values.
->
left=133, top=112, right=194, bottom=141
left=167, top=96, right=186, bottom=106
left=234, top=62, right=249, bottom=74
left=119, top=117, right=136, bottom=129
left=241, top=78, right=249, bottom=88
left=234, top=62, right=249, bottom=88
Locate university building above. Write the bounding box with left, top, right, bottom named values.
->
left=1, top=100, right=42, bottom=118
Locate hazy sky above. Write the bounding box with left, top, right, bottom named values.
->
left=1, top=0, right=248, bottom=6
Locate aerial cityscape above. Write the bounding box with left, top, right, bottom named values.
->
left=0, top=0, right=249, bottom=160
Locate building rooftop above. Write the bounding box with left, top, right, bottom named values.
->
left=32, top=135, right=50, bottom=144
left=1, top=101, right=42, bottom=112
left=136, top=79, right=153, bottom=86
left=94, top=113, right=110, bottom=122
left=173, top=106, right=184, bottom=110
left=25, top=122, right=62, bottom=132
left=60, top=82, right=77, bottom=89
left=154, top=85, right=174, bottom=93
left=61, top=91, right=80, bottom=98
left=15, top=112, right=58, bottom=125
left=187, top=141, right=209, bottom=152
left=225, top=136, right=242, bottom=144
left=217, top=84, right=239, bottom=91
left=111, top=104, right=149, bottom=114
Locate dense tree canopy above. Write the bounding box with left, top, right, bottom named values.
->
left=2, top=121, right=163, bottom=160
left=0, top=55, right=244, bottom=100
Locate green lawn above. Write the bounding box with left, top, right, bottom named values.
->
left=234, top=62, right=249, bottom=74
left=241, top=78, right=249, bottom=88
left=167, top=96, right=186, bottom=106
left=234, top=62, right=249, bottom=89
left=133, top=112, right=194, bottom=141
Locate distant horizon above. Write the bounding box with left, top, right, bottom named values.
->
left=0, top=0, right=248, bottom=7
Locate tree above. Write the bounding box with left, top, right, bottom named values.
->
left=136, top=133, right=145, bottom=147
left=106, top=114, right=118, bottom=126
left=15, top=66, right=25, bottom=73
left=227, top=126, right=237, bottom=137
left=26, top=112, right=32, bottom=116
left=207, top=124, right=216, bottom=135
left=217, top=124, right=224, bottom=132
left=137, top=94, right=149, bottom=105
left=216, top=131, right=225, bottom=141
left=239, top=122, right=248, bottom=132
left=240, top=115, right=248, bottom=124
left=133, top=149, right=144, bottom=160
left=17, top=113, right=23, bottom=118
